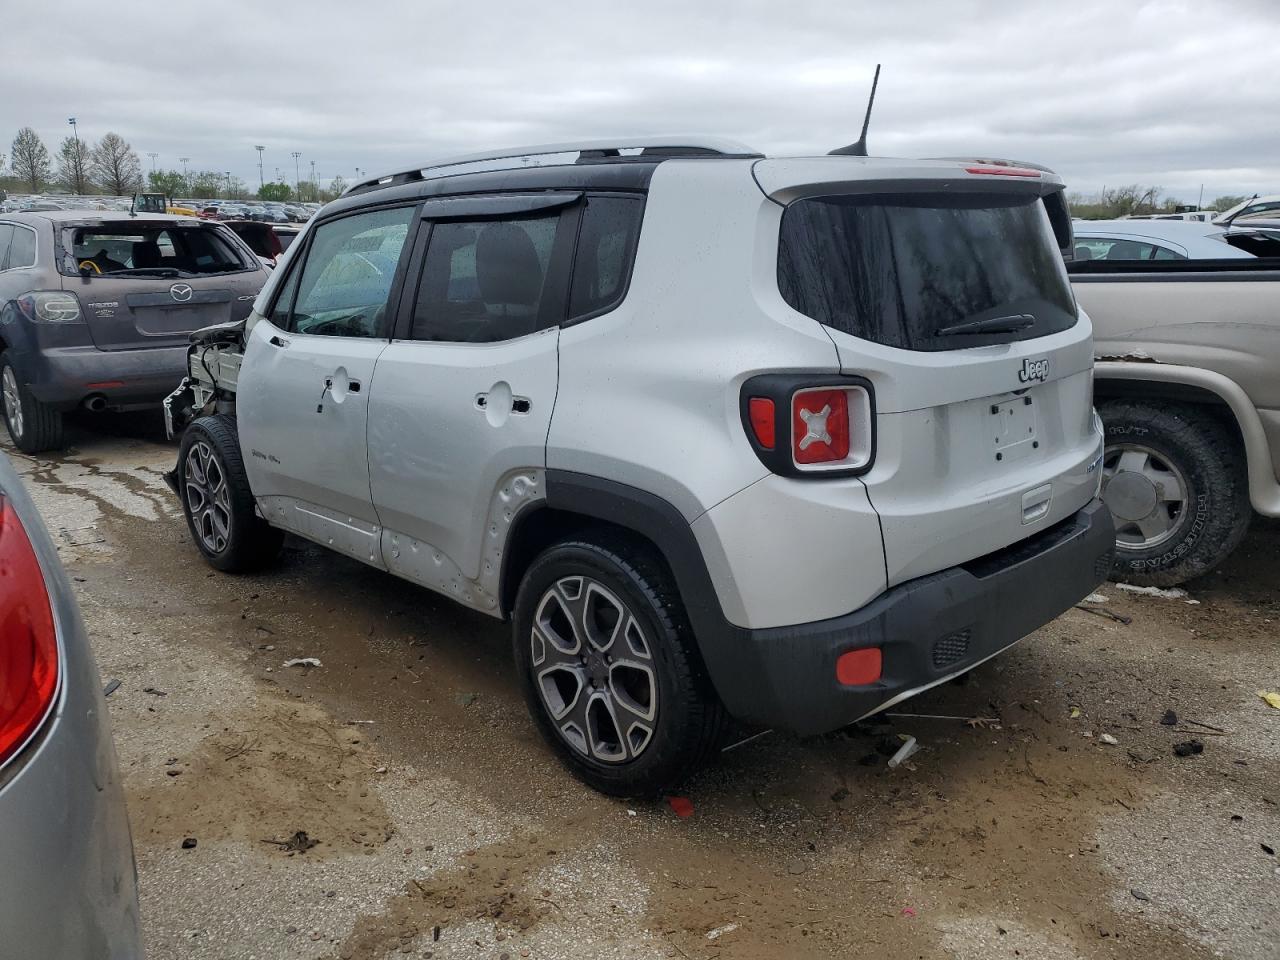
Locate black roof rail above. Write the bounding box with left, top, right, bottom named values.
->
left=344, top=137, right=762, bottom=196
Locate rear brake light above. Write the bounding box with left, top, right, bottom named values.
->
left=747, top=397, right=775, bottom=449
left=791, top=386, right=872, bottom=471
left=0, top=495, right=60, bottom=768
left=836, top=647, right=882, bottom=686
left=964, top=165, right=1041, bottom=178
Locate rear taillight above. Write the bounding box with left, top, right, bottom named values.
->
left=0, top=495, right=60, bottom=768
left=791, top=385, right=872, bottom=472
left=15, top=291, right=82, bottom=324
left=740, top=375, right=876, bottom=478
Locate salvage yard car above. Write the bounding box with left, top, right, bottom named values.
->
left=0, top=453, right=144, bottom=958
left=1069, top=219, right=1280, bottom=584
left=0, top=210, right=269, bottom=452
left=163, top=139, right=1114, bottom=794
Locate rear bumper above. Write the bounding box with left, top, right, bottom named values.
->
left=23, top=344, right=188, bottom=410
left=708, top=499, right=1115, bottom=735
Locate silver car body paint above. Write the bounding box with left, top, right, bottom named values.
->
left=0, top=455, right=143, bottom=959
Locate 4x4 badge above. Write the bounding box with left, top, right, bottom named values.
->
left=1018, top=357, right=1050, bottom=384
left=170, top=283, right=194, bottom=303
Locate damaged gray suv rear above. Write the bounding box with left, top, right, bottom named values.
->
left=0, top=211, right=268, bottom=452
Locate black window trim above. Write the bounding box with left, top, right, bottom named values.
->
left=390, top=199, right=582, bottom=344
left=266, top=200, right=424, bottom=340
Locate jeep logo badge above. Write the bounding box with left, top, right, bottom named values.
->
left=1018, top=357, right=1050, bottom=384
left=169, top=283, right=193, bottom=303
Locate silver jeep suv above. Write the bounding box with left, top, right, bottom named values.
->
left=163, top=139, right=1114, bottom=794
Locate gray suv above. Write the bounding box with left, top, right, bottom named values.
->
left=0, top=211, right=268, bottom=452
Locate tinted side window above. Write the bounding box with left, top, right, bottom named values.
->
left=268, top=256, right=303, bottom=328
left=568, top=196, right=643, bottom=319
left=288, top=206, right=414, bottom=338
left=7, top=227, right=36, bottom=268
left=0, top=225, right=13, bottom=271
left=411, top=214, right=562, bottom=343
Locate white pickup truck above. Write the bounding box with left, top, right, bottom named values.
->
left=1069, top=220, right=1280, bottom=584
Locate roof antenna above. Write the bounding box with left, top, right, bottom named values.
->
left=1219, top=192, right=1259, bottom=229
left=829, top=64, right=881, bottom=157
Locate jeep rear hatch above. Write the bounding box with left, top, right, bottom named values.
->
left=58, top=221, right=263, bottom=350
left=761, top=159, right=1100, bottom=585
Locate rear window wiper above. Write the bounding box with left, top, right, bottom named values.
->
left=936, top=313, right=1037, bottom=337
left=101, top=267, right=184, bottom=278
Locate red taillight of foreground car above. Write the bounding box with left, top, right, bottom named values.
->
left=0, top=496, right=60, bottom=768
left=835, top=647, right=882, bottom=686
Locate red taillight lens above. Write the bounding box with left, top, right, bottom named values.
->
left=836, top=647, right=882, bottom=686
left=747, top=397, right=776, bottom=450
left=0, top=496, right=59, bottom=768
left=792, top=389, right=850, bottom=464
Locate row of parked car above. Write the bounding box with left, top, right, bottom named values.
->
left=1, top=139, right=1276, bottom=955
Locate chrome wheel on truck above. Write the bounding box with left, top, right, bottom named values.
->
left=1098, top=400, right=1251, bottom=586
left=1102, top=443, right=1189, bottom=550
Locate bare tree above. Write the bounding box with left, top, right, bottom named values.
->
left=10, top=127, right=51, bottom=192
left=56, top=135, right=92, bottom=195
left=90, top=132, right=143, bottom=196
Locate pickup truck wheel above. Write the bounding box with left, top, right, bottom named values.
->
left=178, top=415, right=283, bottom=573
left=1099, top=400, right=1251, bottom=586
left=512, top=535, right=726, bottom=797
left=1, top=353, right=64, bottom=454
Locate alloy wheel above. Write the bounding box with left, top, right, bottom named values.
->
left=184, top=440, right=232, bottom=554
left=531, top=576, right=658, bottom=763
left=2, top=366, right=23, bottom=440
left=1102, top=443, right=1189, bottom=550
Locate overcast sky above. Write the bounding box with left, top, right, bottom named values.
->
left=3, top=0, right=1276, bottom=202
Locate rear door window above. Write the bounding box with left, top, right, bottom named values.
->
left=778, top=193, right=1078, bottom=351
left=410, top=213, right=567, bottom=343
left=0, top=225, right=13, bottom=270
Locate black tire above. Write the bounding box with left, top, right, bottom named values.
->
left=1099, top=400, right=1251, bottom=586
left=512, top=533, right=727, bottom=797
left=1, top=352, right=64, bottom=453
left=177, top=414, right=283, bottom=573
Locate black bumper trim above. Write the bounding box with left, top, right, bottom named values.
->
left=705, top=499, right=1115, bottom=735
left=542, top=471, right=1114, bottom=738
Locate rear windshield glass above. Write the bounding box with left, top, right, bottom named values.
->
left=778, top=193, right=1078, bottom=352
left=60, top=225, right=249, bottom=278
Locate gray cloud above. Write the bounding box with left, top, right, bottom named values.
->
left=3, top=0, right=1276, bottom=201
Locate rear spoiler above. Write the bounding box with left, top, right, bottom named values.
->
left=932, top=157, right=1074, bottom=259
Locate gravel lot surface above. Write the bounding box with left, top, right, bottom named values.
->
left=8, top=412, right=1279, bottom=960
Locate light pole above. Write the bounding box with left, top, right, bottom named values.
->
left=225, top=171, right=232, bottom=200
left=291, top=151, right=302, bottom=200
left=67, top=117, right=84, bottom=195
left=254, top=145, right=265, bottom=190
left=179, top=156, right=190, bottom=182
left=147, top=152, right=158, bottom=175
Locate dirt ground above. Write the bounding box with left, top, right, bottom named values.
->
left=8, top=412, right=1279, bottom=960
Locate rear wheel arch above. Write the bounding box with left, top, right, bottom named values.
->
left=499, top=472, right=738, bottom=687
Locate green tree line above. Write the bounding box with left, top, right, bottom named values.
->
left=1, top=126, right=347, bottom=201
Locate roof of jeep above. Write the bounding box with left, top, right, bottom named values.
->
left=320, top=152, right=1064, bottom=222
